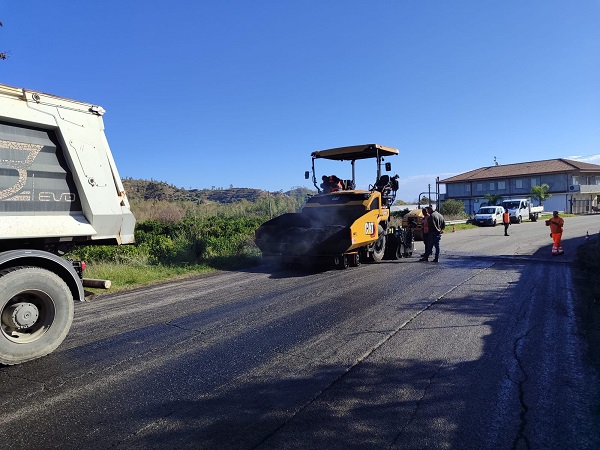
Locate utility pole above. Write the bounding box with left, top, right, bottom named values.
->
left=428, top=184, right=431, bottom=206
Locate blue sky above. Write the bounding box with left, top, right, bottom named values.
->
left=1, top=1, right=599, bottom=202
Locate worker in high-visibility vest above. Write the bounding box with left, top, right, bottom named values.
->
left=502, top=209, right=510, bottom=236
left=545, top=210, right=564, bottom=255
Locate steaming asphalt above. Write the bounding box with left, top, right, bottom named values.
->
left=1, top=215, right=599, bottom=449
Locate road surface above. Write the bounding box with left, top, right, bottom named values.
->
left=1, top=215, right=599, bottom=449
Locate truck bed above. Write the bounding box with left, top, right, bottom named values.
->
left=0, top=83, right=135, bottom=249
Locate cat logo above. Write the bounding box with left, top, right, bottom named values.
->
left=365, top=222, right=375, bottom=236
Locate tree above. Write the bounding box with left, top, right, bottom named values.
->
left=483, top=193, right=502, bottom=206
left=440, top=199, right=466, bottom=217
left=1, top=21, right=8, bottom=60
left=531, top=183, right=551, bottom=206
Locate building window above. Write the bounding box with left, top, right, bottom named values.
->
left=531, top=178, right=538, bottom=188
left=572, top=176, right=579, bottom=185
left=466, top=184, right=471, bottom=193
left=498, top=181, right=506, bottom=190
left=477, top=183, right=483, bottom=192
left=515, top=179, right=523, bottom=189
left=490, top=182, right=496, bottom=190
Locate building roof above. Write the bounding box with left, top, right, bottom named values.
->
left=440, top=158, right=600, bottom=183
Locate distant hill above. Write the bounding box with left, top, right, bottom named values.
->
left=122, top=178, right=315, bottom=204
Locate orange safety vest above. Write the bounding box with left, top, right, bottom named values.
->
left=502, top=212, right=510, bottom=224
left=548, top=217, right=564, bottom=234
left=329, top=176, right=342, bottom=192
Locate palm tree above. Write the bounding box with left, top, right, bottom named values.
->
left=531, top=184, right=551, bottom=206
left=484, top=193, right=502, bottom=206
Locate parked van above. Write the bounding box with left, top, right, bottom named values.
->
left=474, top=206, right=504, bottom=226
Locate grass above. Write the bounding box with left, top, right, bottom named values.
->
left=83, top=262, right=216, bottom=294
left=83, top=254, right=263, bottom=295
left=446, top=222, right=478, bottom=231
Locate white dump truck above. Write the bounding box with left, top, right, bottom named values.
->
left=0, top=83, right=135, bottom=365
left=501, top=198, right=543, bottom=223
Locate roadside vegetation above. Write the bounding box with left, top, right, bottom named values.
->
left=67, top=194, right=304, bottom=292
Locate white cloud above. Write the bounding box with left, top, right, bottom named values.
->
left=565, top=153, right=600, bottom=163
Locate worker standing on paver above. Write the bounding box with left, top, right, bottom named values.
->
left=545, top=210, right=564, bottom=255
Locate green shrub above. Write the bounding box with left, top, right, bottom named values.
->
left=69, top=243, right=148, bottom=265
left=68, top=213, right=272, bottom=269
left=440, top=199, right=467, bottom=219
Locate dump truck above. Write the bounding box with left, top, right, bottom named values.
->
left=255, top=144, right=415, bottom=268
left=0, top=83, right=135, bottom=365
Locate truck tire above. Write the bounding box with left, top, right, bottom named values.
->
left=517, top=216, right=522, bottom=224
left=0, top=266, right=74, bottom=365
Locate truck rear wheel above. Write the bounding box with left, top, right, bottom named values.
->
left=0, top=266, right=74, bottom=365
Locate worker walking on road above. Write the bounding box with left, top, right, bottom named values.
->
left=502, top=209, right=510, bottom=236
left=545, top=210, right=564, bottom=255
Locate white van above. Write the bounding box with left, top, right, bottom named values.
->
left=474, top=206, right=504, bottom=226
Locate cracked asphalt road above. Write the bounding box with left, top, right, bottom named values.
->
left=0, top=216, right=599, bottom=449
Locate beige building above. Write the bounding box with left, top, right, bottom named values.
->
left=440, top=158, right=600, bottom=215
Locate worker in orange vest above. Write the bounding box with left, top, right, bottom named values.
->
left=545, top=210, right=564, bottom=255
left=328, top=175, right=343, bottom=192
left=502, top=209, right=510, bottom=236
